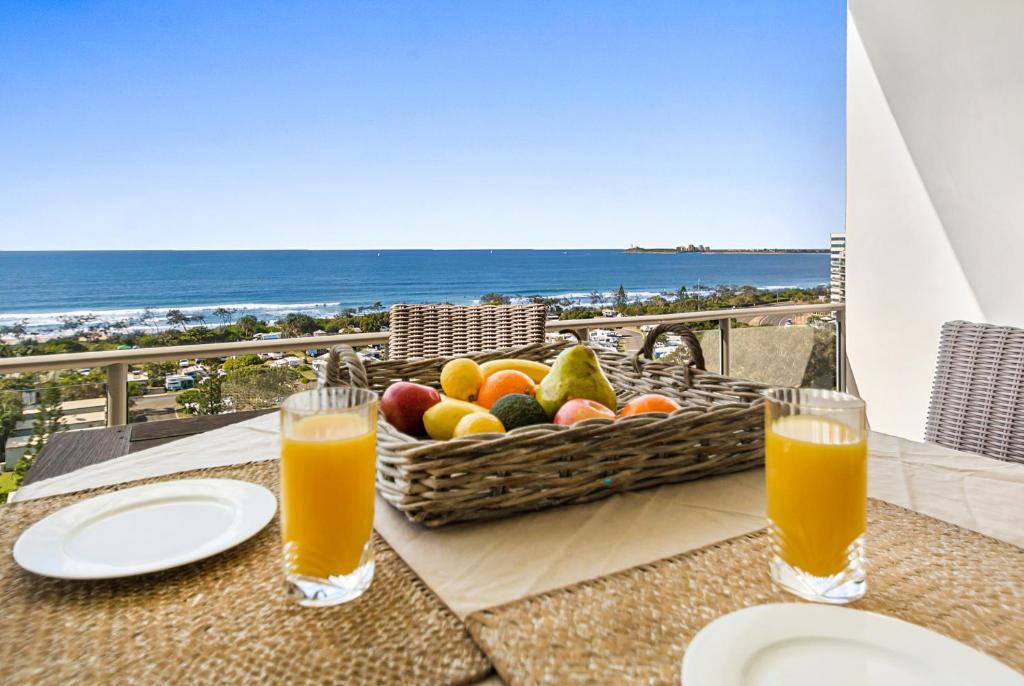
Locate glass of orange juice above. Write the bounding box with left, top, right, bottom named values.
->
left=280, top=387, right=378, bottom=607
left=764, top=388, right=867, bottom=604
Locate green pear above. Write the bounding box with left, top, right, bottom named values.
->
left=536, top=345, right=618, bottom=416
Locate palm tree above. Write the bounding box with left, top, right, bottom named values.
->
left=589, top=291, right=603, bottom=305
left=676, top=285, right=687, bottom=302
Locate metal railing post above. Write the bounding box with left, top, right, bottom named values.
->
left=835, top=309, right=847, bottom=392
left=718, top=318, right=731, bottom=376
left=106, top=363, right=128, bottom=427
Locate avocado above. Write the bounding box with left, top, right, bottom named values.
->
left=489, top=394, right=549, bottom=431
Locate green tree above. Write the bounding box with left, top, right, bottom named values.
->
left=614, top=285, right=628, bottom=310
left=0, top=391, right=25, bottom=466
left=223, top=354, right=263, bottom=372
left=281, top=313, right=319, bottom=337
left=236, top=315, right=259, bottom=337
left=38, top=338, right=87, bottom=354
left=480, top=292, right=510, bottom=305
left=181, top=326, right=216, bottom=344
left=676, top=285, right=688, bottom=301
left=223, top=366, right=305, bottom=411
left=0, top=319, right=28, bottom=337
left=58, top=313, right=97, bottom=336
left=559, top=306, right=600, bottom=321
left=137, top=307, right=157, bottom=329
left=736, top=285, right=758, bottom=306
left=176, top=376, right=223, bottom=416
left=356, top=311, right=389, bottom=333
left=143, top=361, right=178, bottom=384
left=589, top=291, right=603, bottom=305
left=54, top=368, right=106, bottom=400
left=212, top=307, right=237, bottom=324
left=166, top=309, right=190, bottom=331
left=18, top=386, right=66, bottom=484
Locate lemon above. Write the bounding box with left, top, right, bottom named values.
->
left=423, top=399, right=483, bottom=440
left=453, top=412, right=505, bottom=437
left=440, top=358, right=484, bottom=402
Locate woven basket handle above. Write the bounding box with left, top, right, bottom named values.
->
left=557, top=328, right=590, bottom=343
left=640, top=323, right=706, bottom=370
left=322, top=344, right=371, bottom=389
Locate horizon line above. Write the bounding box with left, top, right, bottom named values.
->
left=0, top=246, right=831, bottom=253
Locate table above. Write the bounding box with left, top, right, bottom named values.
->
left=11, top=413, right=1024, bottom=682
left=23, top=410, right=274, bottom=485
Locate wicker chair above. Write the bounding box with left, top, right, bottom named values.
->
left=386, top=303, right=548, bottom=360
left=924, top=320, right=1024, bottom=463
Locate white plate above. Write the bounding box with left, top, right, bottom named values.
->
left=13, top=479, right=277, bottom=579
left=682, top=603, right=1023, bottom=686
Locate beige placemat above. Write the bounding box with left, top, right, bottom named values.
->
left=0, top=461, right=491, bottom=685
left=468, top=499, right=1024, bottom=684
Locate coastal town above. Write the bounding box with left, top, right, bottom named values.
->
left=0, top=281, right=839, bottom=498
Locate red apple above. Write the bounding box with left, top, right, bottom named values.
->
left=553, top=398, right=616, bottom=426
left=381, top=382, right=441, bottom=436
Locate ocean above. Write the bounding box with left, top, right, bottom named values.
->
left=0, top=250, right=828, bottom=335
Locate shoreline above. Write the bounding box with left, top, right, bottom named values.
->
left=625, top=247, right=829, bottom=254
left=0, top=283, right=830, bottom=341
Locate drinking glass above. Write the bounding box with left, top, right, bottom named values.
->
left=279, top=387, right=378, bottom=607
left=764, top=388, right=867, bottom=604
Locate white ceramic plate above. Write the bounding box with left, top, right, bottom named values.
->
left=13, top=479, right=277, bottom=580
left=683, top=603, right=1023, bottom=686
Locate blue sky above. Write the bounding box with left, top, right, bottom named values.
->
left=0, top=1, right=845, bottom=250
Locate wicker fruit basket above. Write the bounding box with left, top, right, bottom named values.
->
left=324, top=323, right=769, bottom=527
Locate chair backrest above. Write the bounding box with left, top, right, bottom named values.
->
left=925, top=320, right=1024, bottom=463
left=387, top=304, right=548, bottom=360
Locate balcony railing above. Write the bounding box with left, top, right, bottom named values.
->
left=0, top=302, right=845, bottom=427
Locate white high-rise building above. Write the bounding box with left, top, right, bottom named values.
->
left=830, top=232, right=846, bottom=302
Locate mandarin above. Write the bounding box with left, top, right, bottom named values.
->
left=477, top=369, right=536, bottom=409
left=618, top=393, right=682, bottom=417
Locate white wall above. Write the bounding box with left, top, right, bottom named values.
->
left=846, top=0, right=1024, bottom=439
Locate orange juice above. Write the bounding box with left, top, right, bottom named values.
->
left=280, top=412, right=376, bottom=578
left=766, top=414, right=867, bottom=577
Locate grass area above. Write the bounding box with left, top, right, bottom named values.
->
left=0, top=471, right=19, bottom=496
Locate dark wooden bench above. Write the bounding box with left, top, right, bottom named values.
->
left=23, top=410, right=276, bottom=486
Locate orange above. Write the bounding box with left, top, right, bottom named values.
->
left=618, top=393, right=682, bottom=417
left=477, top=369, right=536, bottom=409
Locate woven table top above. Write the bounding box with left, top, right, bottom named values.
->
left=467, top=499, right=1024, bottom=685
left=0, top=461, right=491, bottom=685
